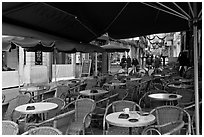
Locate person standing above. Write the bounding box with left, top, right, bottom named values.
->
left=120, top=55, right=127, bottom=68
left=126, top=55, right=132, bottom=69
left=177, top=50, right=189, bottom=76
left=132, top=57, right=139, bottom=73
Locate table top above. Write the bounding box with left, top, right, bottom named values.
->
left=15, top=102, right=58, bottom=114
left=106, top=111, right=155, bottom=128
left=129, top=77, right=142, bottom=81
left=79, top=89, right=109, bottom=96
left=118, top=74, right=129, bottom=77
left=20, top=86, right=41, bottom=92
left=153, top=74, right=170, bottom=77
left=148, top=93, right=182, bottom=101
left=168, top=84, right=193, bottom=89
left=179, top=79, right=193, bottom=83
left=104, top=82, right=126, bottom=87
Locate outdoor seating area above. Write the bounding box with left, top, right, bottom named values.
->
left=2, top=2, right=202, bottom=136
left=2, top=62, right=202, bottom=135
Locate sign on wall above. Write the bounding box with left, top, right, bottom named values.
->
left=81, top=59, right=91, bottom=77
left=35, top=51, right=43, bottom=65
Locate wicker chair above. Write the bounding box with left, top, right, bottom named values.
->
left=126, top=80, right=140, bottom=101
left=85, top=77, right=98, bottom=89
left=7, top=94, right=30, bottom=122
left=2, top=102, right=9, bottom=120
left=91, top=93, right=119, bottom=128
left=175, top=89, right=195, bottom=108
left=25, top=109, right=75, bottom=134
left=103, top=100, right=142, bottom=135
left=109, top=88, right=128, bottom=100
left=184, top=101, right=202, bottom=135
left=65, top=98, right=96, bottom=135
left=31, top=89, right=56, bottom=102
left=2, top=120, right=19, bottom=135
left=149, top=105, right=191, bottom=135
left=139, top=90, right=167, bottom=112
left=142, top=120, right=185, bottom=135
left=43, top=97, right=65, bottom=120
left=2, top=94, right=6, bottom=103
left=22, top=126, right=62, bottom=135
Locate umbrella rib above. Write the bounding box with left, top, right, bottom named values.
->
left=157, top=2, right=189, bottom=20
left=198, top=10, right=202, bottom=19
left=141, top=2, right=188, bottom=21
left=42, top=2, right=97, bottom=37
left=188, top=2, right=195, bottom=18
left=173, top=2, right=192, bottom=19
left=103, top=2, right=129, bottom=32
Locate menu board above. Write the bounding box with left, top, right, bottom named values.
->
left=35, top=51, right=43, bottom=65
left=81, top=59, right=91, bottom=76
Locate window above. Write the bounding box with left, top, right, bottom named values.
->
left=54, top=52, right=72, bottom=64
left=2, top=48, right=19, bottom=71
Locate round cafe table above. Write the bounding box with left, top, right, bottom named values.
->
left=79, top=89, right=109, bottom=100
left=148, top=93, right=182, bottom=105
left=80, top=89, right=109, bottom=97
left=127, top=77, right=142, bottom=82
left=104, top=82, right=126, bottom=89
left=167, top=84, right=193, bottom=89
left=179, top=78, right=193, bottom=84
left=15, top=102, right=58, bottom=123
left=19, top=86, right=43, bottom=96
left=106, top=111, right=155, bottom=135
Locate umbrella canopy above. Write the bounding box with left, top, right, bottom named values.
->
left=2, top=36, right=104, bottom=53
left=55, top=40, right=104, bottom=53
left=2, top=36, right=55, bottom=52
left=101, top=43, right=130, bottom=52
left=2, top=2, right=201, bottom=42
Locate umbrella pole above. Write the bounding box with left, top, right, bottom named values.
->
left=193, top=19, right=199, bottom=135
left=193, top=3, right=199, bottom=135
left=54, top=48, right=57, bottom=97
left=95, top=52, right=98, bottom=76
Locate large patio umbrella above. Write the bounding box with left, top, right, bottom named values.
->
left=3, top=36, right=104, bottom=84
left=2, top=2, right=202, bottom=134
left=101, top=43, right=130, bottom=52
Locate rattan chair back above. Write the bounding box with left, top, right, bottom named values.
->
left=22, top=126, right=62, bottom=135
left=176, top=89, right=194, bottom=107
left=74, top=98, right=96, bottom=122
left=2, top=94, right=6, bottom=103
left=2, top=120, right=19, bottom=135
left=42, top=89, right=56, bottom=100
left=110, top=88, right=128, bottom=100
left=43, top=97, right=65, bottom=119
left=2, top=102, right=9, bottom=119
left=150, top=105, right=191, bottom=135
left=7, top=94, right=30, bottom=121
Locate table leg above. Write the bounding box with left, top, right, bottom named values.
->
left=129, top=127, right=132, bottom=135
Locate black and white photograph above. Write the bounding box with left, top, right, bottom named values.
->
left=2, top=1, right=202, bottom=135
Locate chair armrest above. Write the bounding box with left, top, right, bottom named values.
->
left=142, top=121, right=184, bottom=135
left=25, top=110, right=75, bottom=131
left=83, top=112, right=92, bottom=128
